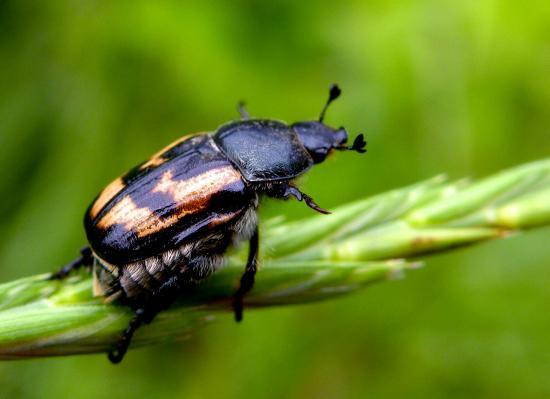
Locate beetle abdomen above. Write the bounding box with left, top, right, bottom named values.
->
left=92, top=206, right=258, bottom=304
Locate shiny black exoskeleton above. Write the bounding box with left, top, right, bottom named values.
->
left=52, top=84, right=366, bottom=363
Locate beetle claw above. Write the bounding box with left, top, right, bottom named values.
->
left=282, top=186, right=331, bottom=215
left=302, top=193, right=331, bottom=215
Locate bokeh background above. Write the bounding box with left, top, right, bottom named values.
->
left=1, top=1, right=549, bottom=398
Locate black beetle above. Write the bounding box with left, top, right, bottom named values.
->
left=52, top=84, right=366, bottom=363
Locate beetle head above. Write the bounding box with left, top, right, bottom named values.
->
left=291, top=84, right=366, bottom=164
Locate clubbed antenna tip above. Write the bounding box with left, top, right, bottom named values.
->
left=319, top=83, right=342, bottom=122
left=336, top=133, right=367, bottom=153
left=351, top=134, right=367, bottom=153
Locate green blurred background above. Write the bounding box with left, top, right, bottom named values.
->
left=1, top=1, right=549, bottom=398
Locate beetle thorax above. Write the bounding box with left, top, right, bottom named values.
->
left=214, top=119, right=313, bottom=183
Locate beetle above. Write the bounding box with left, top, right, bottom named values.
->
left=51, top=84, right=366, bottom=363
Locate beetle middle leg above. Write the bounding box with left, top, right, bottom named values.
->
left=233, top=226, right=259, bottom=322
left=50, top=246, right=93, bottom=279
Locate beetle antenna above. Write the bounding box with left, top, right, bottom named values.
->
left=237, top=101, right=249, bottom=120
left=336, top=134, right=367, bottom=153
left=319, top=84, right=342, bottom=123
left=350, top=134, right=367, bottom=153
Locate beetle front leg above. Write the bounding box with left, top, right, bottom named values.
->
left=233, top=226, right=259, bottom=322
left=282, top=185, right=331, bottom=215
left=50, top=246, right=93, bottom=279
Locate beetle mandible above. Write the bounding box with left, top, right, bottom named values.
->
left=52, top=84, right=366, bottom=363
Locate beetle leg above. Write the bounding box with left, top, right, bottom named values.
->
left=108, top=275, right=182, bottom=363
left=233, top=226, right=259, bottom=322
left=108, top=308, right=148, bottom=364
left=237, top=101, right=249, bottom=120
left=282, top=185, right=331, bottom=215
left=50, top=246, right=93, bottom=279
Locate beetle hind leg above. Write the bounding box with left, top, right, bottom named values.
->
left=108, top=307, right=154, bottom=364
left=50, top=246, right=93, bottom=280
left=108, top=275, right=182, bottom=363
left=233, top=227, right=259, bottom=322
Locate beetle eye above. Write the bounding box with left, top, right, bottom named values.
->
left=334, top=127, right=348, bottom=145
left=310, top=148, right=330, bottom=163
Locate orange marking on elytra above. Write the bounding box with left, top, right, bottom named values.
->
left=139, top=134, right=198, bottom=171
left=207, top=210, right=242, bottom=228
left=140, top=156, right=166, bottom=170
left=96, top=165, right=243, bottom=239
left=153, top=166, right=242, bottom=203
left=96, top=195, right=181, bottom=237
left=96, top=196, right=153, bottom=230
left=90, top=177, right=126, bottom=219
left=137, top=166, right=242, bottom=237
